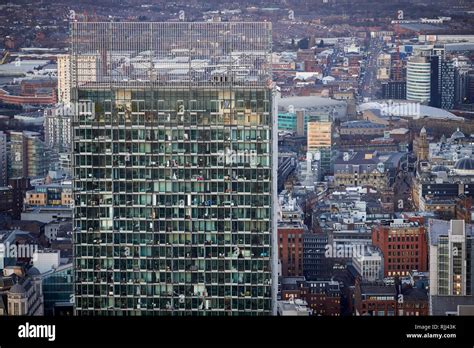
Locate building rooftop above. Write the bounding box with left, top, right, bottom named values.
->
left=431, top=295, right=474, bottom=316
left=359, top=100, right=464, bottom=121
left=8, top=282, right=26, bottom=295
left=403, top=287, right=428, bottom=302
left=341, top=120, right=386, bottom=129
left=360, top=285, right=396, bottom=296
left=454, top=157, right=474, bottom=171
left=278, top=95, right=346, bottom=110
left=428, top=219, right=474, bottom=246
left=334, top=151, right=378, bottom=165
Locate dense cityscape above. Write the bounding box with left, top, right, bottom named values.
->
left=0, top=0, right=473, bottom=322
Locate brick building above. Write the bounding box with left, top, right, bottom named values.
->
left=372, top=218, right=428, bottom=277
left=280, top=277, right=342, bottom=316
left=354, top=280, right=429, bottom=316
left=278, top=223, right=305, bottom=277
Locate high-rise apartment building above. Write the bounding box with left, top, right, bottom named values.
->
left=44, top=107, right=72, bottom=153
left=57, top=55, right=71, bottom=105
left=406, top=56, right=431, bottom=104
left=0, top=131, right=7, bottom=186
left=430, top=55, right=455, bottom=110
left=58, top=54, right=98, bottom=105
left=72, top=22, right=276, bottom=315
left=454, top=67, right=469, bottom=106
left=44, top=105, right=73, bottom=175
left=9, top=131, right=49, bottom=179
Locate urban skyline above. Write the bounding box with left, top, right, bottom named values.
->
left=0, top=0, right=473, bottom=322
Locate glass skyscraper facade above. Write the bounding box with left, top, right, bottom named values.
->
left=71, top=22, right=276, bottom=315
left=42, top=264, right=74, bottom=315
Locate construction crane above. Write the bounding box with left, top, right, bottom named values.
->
left=0, top=51, right=10, bottom=65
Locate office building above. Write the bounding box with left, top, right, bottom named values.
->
left=72, top=22, right=276, bottom=315
left=25, top=183, right=73, bottom=207
left=454, top=67, right=469, bottom=106
left=278, top=223, right=304, bottom=277
left=303, top=232, right=331, bottom=281
left=42, top=263, right=74, bottom=315
left=429, top=219, right=473, bottom=297
left=352, top=246, right=384, bottom=282
left=429, top=219, right=474, bottom=315
left=430, top=56, right=455, bottom=110
left=307, top=119, right=332, bottom=176
left=372, top=218, right=428, bottom=277
left=406, top=56, right=431, bottom=104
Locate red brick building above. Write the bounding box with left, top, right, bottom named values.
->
left=372, top=218, right=428, bottom=277
left=278, top=224, right=304, bottom=277
left=280, top=277, right=341, bottom=316
left=354, top=282, right=397, bottom=316
left=354, top=282, right=429, bottom=316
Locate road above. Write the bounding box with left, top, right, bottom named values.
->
left=358, top=37, right=384, bottom=102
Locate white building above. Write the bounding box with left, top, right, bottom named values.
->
left=44, top=105, right=72, bottom=154
left=57, top=55, right=71, bottom=105
left=33, top=250, right=60, bottom=274
left=57, top=54, right=98, bottom=105
left=407, top=56, right=431, bottom=103
left=352, top=247, right=384, bottom=282
left=277, top=299, right=311, bottom=316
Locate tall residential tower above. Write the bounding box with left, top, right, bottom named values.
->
left=71, top=22, right=276, bottom=315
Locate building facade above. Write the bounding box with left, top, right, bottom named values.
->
left=278, top=224, right=304, bottom=277
left=372, top=218, right=428, bottom=277
left=42, top=263, right=74, bottom=315
left=9, top=131, right=49, bottom=179
left=0, top=131, right=7, bottom=187
left=72, top=22, right=276, bottom=315
left=407, top=56, right=431, bottom=104
left=429, top=219, right=473, bottom=297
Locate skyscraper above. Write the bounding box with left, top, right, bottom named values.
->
left=71, top=22, right=276, bottom=315
left=57, top=55, right=71, bottom=105
left=9, top=131, right=49, bottom=179
left=430, top=55, right=455, bottom=110
left=406, top=56, right=431, bottom=104
left=429, top=219, right=473, bottom=297
left=0, top=131, right=7, bottom=186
